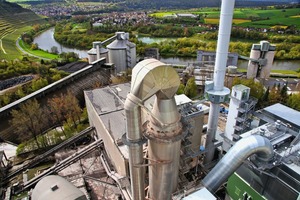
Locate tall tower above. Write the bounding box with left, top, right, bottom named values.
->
left=247, top=41, right=276, bottom=79
left=224, top=84, right=257, bottom=150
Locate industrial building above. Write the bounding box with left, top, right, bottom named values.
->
left=2, top=0, right=300, bottom=199
left=226, top=103, right=300, bottom=200
left=87, top=32, right=136, bottom=73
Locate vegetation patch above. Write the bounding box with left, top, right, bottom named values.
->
left=290, top=15, right=300, bottom=18
left=18, top=39, right=59, bottom=60
left=27, top=162, right=54, bottom=180
left=232, top=19, right=251, bottom=24
left=204, top=18, right=219, bottom=24
left=271, top=25, right=288, bottom=29
left=150, top=12, right=176, bottom=18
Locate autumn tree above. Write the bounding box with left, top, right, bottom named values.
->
left=48, top=94, right=68, bottom=130
left=10, top=99, right=48, bottom=149
left=48, top=91, right=82, bottom=129
left=64, top=91, right=82, bottom=128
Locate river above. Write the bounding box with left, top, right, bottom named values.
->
left=34, top=28, right=300, bottom=70
left=33, top=28, right=88, bottom=58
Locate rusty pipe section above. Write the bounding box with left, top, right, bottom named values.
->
left=125, top=59, right=180, bottom=200
left=202, top=135, right=274, bottom=193
left=145, top=97, right=183, bottom=200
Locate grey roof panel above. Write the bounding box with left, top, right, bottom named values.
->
left=85, top=83, right=131, bottom=141
left=263, top=103, right=300, bottom=127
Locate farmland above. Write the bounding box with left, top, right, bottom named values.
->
left=150, top=7, right=300, bottom=28
left=0, top=1, right=45, bottom=60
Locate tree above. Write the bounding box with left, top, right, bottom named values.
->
left=184, top=77, right=198, bottom=98
left=280, top=84, right=288, bottom=103
left=64, top=91, right=82, bottom=128
left=287, top=93, right=300, bottom=111
left=51, top=46, right=59, bottom=54
left=268, top=87, right=281, bottom=105
left=48, top=91, right=82, bottom=129
left=176, top=83, right=185, bottom=95
left=10, top=99, right=48, bottom=148
left=31, top=43, right=39, bottom=50
left=232, top=78, right=264, bottom=100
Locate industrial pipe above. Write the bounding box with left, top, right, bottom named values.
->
left=204, top=0, right=235, bottom=163
left=202, top=135, right=274, bottom=193
left=146, top=97, right=182, bottom=200
left=125, top=59, right=181, bottom=200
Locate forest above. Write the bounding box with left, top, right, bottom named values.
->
left=53, top=20, right=300, bottom=60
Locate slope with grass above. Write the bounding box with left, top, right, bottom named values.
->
left=0, top=1, right=45, bottom=60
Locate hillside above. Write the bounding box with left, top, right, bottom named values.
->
left=0, top=1, right=45, bottom=60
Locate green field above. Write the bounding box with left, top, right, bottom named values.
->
left=18, top=39, right=59, bottom=60
left=151, top=7, right=300, bottom=28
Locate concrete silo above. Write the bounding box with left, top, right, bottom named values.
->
left=107, top=32, right=136, bottom=73
left=246, top=41, right=276, bottom=79
left=31, top=175, right=87, bottom=200
left=87, top=41, right=108, bottom=64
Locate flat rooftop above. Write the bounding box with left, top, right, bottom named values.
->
left=263, top=103, right=300, bottom=129
left=85, top=83, right=204, bottom=142
left=85, top=83, right=130, bottom=142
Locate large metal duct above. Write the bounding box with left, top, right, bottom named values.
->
left=145, top=97, right=182, bottom=200
left=125, top=59, right=181, bottom=200
left=204, top=0, right=234, bottom=163
left=202, top=135, right=274, bottom=193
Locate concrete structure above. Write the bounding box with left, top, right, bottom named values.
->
left=246, top=41, right=276, bottom=79
left=225, top=84, right=257, bottom=143
left=203, top=0, right=234, bottom=164
left=31, top=175, right=87, bottom=200
left=85, top=84, right=130, bottom=177
left=225, top=106, right=300, bottom=200
left=84, top=71, right=206, bottom=199
left=197, top=50, right=239, bottom=67
left=87, top=41, right=108, bottom=64
left=107, top=32, right=136, bottom=73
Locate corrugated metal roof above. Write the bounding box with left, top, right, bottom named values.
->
left=263, top=103, right=300, bottom=128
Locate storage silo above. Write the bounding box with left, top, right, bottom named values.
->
left=31, top=175, right=87, bottom=200
left=87, top=41, right=108, bottom=64
left=106, top=32, right=136, bottom=73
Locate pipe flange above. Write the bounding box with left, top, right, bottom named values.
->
left=122, top=133, right=147, bottom=147
left=144, top=123, right=189, bottom=143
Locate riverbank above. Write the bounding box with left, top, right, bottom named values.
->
left=17, top=38, right=59, bottom=60
left=32, top=28, right=300, bottom=76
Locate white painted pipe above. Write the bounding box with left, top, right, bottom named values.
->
left=214, top=0, right=235, bottom=90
